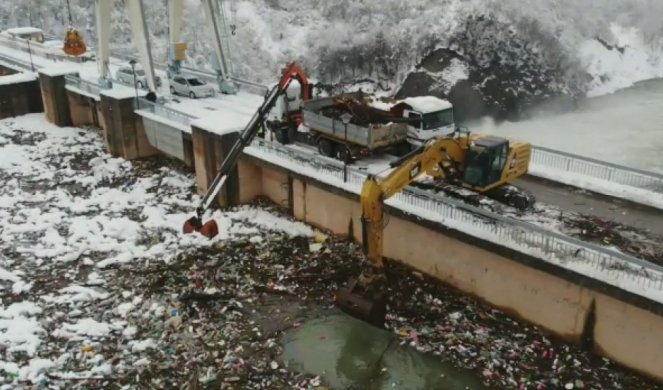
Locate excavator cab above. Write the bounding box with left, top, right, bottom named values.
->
left=463, top=136, right=509, bottom=189
left=462, top=135, right=535, bottom=210
left=63, top=27, right=86, bottom=56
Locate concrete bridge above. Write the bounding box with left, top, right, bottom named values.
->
left=1, top=45, right=663, bottom=382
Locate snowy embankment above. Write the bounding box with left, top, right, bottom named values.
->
left=579, top=24, right=663, bottom=97
left=0, top=114, right=312, bottom=384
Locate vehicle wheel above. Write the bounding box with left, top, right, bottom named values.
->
left=136, top=81, right=143, bottom=89
left=287, top=126, right=297, bottom=144
left=189, top=91, right=196, bottom=99
left=274, top=126, right=289, bottom=144
left=169, top=86, right=175, bottom=95
left=394, top=142, right=413, bottom=157
left=317, top=138, right=335, bottom=158
left=336, top=145, right=352, bottom=163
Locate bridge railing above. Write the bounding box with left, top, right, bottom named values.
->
left=135, top=97, right=196, bottom=127
left=0, top=51, right=38, bottom=71
left=248, top=138, right=663, bottom=296
left=64, top=74, right=100, bottom=97
left=0, top=34, right=93, bottom=64
left=530, top=146, right=663, bottom=193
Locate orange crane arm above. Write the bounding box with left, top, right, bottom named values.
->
left=183, top=62, right=310, bottom=237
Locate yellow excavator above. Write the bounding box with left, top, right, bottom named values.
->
left=335, top=131, right=531, bottom=325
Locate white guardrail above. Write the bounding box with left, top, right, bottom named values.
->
left=248, top=138, right=663, bottom=295
left=530, top=146, right=663, bottom=194
left=0, top=52, right=37, bottom=71
left=64, top=74, right=100, bottom=97
left=136, top=97, right=196, bottom=126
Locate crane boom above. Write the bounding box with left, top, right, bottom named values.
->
left=183, top=62, right=310, bottom=237
left=195, top=83, right=281, bottom=215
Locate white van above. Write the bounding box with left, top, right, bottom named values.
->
left=115, top=64, right=161, bottom=89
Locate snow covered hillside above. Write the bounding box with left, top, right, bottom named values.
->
left=2, top=1, right=662, bottom=118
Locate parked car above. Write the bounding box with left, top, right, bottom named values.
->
left=115, top=65, right=162, bottom=89
left=169, top=75, right=215, bottom=98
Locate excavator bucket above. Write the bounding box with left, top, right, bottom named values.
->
left=335, top=279, right=386, bottom=327
left=182, top=217, right=219, bottom=238
left=63, top=27, right=86, bottom=56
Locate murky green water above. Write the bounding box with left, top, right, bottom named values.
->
left=281, top=312, right=486, bottom=390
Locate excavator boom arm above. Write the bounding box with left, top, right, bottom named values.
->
left=341, top=134, right=531, bottom=324
left=361, top=137, right=463, bottom=266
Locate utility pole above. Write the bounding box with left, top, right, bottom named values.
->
left=341, top=113, right=352, bottom=182
left=27, top=39, right=35, bottom=71
left=130, top=59, right=138, bottom=107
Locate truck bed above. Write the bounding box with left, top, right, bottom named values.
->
left=302, top=95, right=408, bottom=150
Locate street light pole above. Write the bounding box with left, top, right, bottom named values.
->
left=27, top=39, right=34, bottom=71
left=340, top=113, right=352, bottom=183
left=129, top=59, right=138, bottom=108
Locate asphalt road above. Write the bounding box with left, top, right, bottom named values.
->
left=516, top=175, right=663, bottom=237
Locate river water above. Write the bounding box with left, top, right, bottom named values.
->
left=473, top=79, right=663, bottom=174
left=281, top=312, right=486, bottom=390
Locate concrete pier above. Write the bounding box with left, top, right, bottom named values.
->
left=100, top=93, right=158, bottom=160
left=39, top=71, right=72, bottom=126
left=0, top=70, right=42, bottom=119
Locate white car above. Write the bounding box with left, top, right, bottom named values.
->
left=169, top=76, right=215, bottom=99
left=115, top=65, right=162, bottom=89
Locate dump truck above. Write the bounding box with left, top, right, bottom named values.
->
left=296, top=93, right=412, bottom=161
left=271, top=91, right=458, bottom=162
left=266, top=65, right=457, bottom=161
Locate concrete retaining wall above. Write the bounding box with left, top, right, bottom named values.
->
left=0, top=75, right=42, bottom=119
left=99, top=94, right=158, bottom=160
left=39, top=72, right=71, bottom=126
left=261, top=159, right=663, bottom=382
left=67, top=90, right=102, bottom=129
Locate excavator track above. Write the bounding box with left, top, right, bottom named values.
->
left=411, top=179, right=535, bottom=212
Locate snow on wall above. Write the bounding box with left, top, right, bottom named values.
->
left=0, top=72, right=36, bottom=85
left=3, top=27, right=43, bottom=35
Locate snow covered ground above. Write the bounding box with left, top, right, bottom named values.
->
left=0, top=114, right=316, bottom=385
left=165, top=91, right=264, bottom=135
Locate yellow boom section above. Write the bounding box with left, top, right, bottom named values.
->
left=360, top=134, right=531, bottom=268
left=360, top=137, right=465, bottom=267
